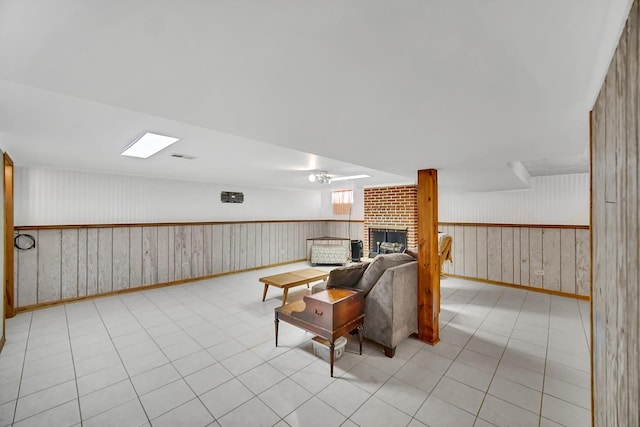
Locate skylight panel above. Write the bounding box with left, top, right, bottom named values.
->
left=121, top=132, right=180, bottom=158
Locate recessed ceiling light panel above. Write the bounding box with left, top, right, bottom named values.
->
left=121, top=132, right=180, bottom=158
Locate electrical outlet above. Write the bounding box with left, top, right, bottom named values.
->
left=533, top=269, right=544, bottom=276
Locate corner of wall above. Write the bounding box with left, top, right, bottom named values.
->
left=0, top=148, right=5, bottom=352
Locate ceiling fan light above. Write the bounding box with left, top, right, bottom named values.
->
left=331, top=174, right=371, bottom=182
left=309, top=171, right=333, bottom=184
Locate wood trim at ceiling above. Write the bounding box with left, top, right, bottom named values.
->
left=438, top=222, right=589, bottom=229
left=15, top=219, right=364, bottom=231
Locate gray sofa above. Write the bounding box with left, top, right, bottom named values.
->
left=312, top=253, right=417, bottom=357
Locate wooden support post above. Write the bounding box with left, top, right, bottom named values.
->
left=3, top=153, right=13, bottom=320
left=416, top=169, right=439, bottom=345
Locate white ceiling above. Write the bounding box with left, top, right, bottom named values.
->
left=0, top=0, right=632, bottom=192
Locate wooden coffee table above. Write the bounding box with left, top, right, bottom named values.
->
left=259, top=267, right=329, bottom=306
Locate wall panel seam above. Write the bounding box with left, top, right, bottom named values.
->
left=59, top=229, right=62, bottom=300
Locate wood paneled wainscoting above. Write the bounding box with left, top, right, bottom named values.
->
left=13, top=220, right=363, bottom=311
left=439, top=223, right=590, bottom=298
left=591, top=1, right=640, bottom=424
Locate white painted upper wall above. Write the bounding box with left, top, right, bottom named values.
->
left=439, top=173, right=589, bottom=225
left=14, top=167, right=326, bottom=226
left=14, top=167, right=589, bottom=227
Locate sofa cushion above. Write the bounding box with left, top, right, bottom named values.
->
left=326, top=262, right=369, bottom=289
left=356, top=253, right=415, bottom=296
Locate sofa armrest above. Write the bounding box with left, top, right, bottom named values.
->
left=363, top=261, right=417, bottom=350
left=311, top=281, right=327, bottom=294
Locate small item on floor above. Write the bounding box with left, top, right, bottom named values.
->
left=312, top=336, right=348, bottom=362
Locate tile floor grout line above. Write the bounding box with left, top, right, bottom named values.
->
left=10, top=311, right=33, bottom=426
left=136, top=284, right=265, bottom=426
left=416, top=281, right=494, bottom=423
left=575, top=297, right=592, bottom=356
left=537, top=289, right=553, bottom=427
left=462, top=283, right=520, bottom=421
left=90, top=297, right=153, bottom=425
left=141, top=282, right=299, bottom=424
left=461, top=284, right=549, bottom=424
left=253, top=378, right=307, bottom=425
left=343, top=348, right=418, bottom=425
left=479, top=289, right=540, bottom=424
left=538, top=298, right=594, bottom=419
left=137, top=285, right=245, bottom=366
left=63, top=303, right=83, bottom=426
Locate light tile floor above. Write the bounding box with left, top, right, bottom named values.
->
left=0, top=262, right=591, bottom=426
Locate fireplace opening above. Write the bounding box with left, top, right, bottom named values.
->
left=368, top=227, right=407, bottom=257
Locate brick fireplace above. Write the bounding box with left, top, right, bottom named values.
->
left=364, top=185, right=418, bottom=256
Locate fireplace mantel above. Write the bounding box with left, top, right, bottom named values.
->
left=368, top=226, right=408, bottom=232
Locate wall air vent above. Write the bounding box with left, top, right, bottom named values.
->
left=221, top=191, right=244, bottom=203
left=170, top=153, right=196, bottom=160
